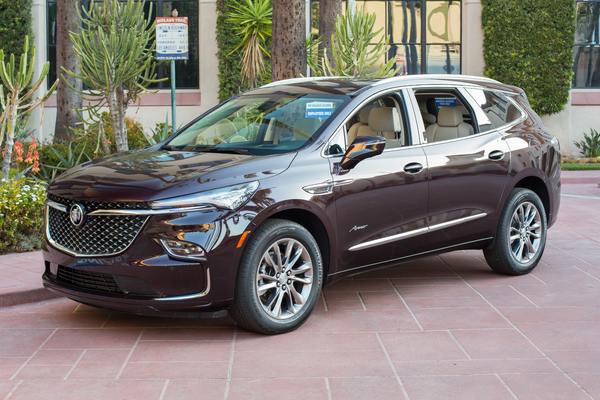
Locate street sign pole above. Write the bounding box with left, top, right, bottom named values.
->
left=171, top=59, right=176, bottom=131
left=156, top=9, right=188, bottom=134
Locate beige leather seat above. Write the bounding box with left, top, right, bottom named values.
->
left=425, top=106, right=473, bottom=143
left=368, top=107, right=403, bottom=148
left=347, top=105, right=375, bottom=143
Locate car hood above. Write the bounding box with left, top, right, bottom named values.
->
left=48, top=150, right=297, bottom=202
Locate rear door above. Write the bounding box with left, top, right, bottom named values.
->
left=410, top=87, right=511, bottom=250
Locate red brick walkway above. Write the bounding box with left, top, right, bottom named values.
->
left=0, top=171, right=599, bottom=399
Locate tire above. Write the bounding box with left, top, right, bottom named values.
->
left=484, top=188, right=547, bottom=276
left=230, top=219, right=323, bottom=334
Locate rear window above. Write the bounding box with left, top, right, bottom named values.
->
left=466, top=89, right=523, bottom=132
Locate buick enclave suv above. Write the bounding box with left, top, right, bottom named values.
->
left=42, top=75, right=561, bottom=334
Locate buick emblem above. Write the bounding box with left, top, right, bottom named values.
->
left=69, top=203, right=87, bottom=228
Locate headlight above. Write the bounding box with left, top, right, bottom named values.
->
left=158, top=238, right=206, bottom=261
left=150, top=181, right=260, bottom=211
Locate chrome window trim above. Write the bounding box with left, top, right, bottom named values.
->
left=349, top=212, right=487, bottom=252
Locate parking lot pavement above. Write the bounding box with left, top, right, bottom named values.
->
left=0, top=172, right=599, bottom=400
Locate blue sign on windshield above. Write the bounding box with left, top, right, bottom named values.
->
left=306, top=102, right=334, bottom=119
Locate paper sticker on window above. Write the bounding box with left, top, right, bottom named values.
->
left=306, top=102, right=334, bottom=119
left=435, top=98, right=457, bottom=108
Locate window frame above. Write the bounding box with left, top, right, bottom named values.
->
left=573, top=0, right=600, bottom=88
left=309, top=0, right=462, bottom=76
left=46, top=0, right=200, bottom=90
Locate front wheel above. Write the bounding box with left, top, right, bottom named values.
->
left=484, top=188, right=547, bottom=275
left=230, top=219, right=323, bottom=334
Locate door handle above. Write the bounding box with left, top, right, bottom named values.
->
left=404, top=162, right=424, bottom=174
left=488, top=150, right=505, bottom=161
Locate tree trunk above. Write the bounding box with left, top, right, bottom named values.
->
left=318, top=0, right=341, bottom=68
left=107, top=85, right=129, bottom=153
left=54, top=0, right=82, bottom=142
left=272, top=0, right=306, bottom=81
left=1, top=108, right=18, bottom=181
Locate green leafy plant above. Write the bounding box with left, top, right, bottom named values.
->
left=46, top=141, right=91, bottom=173
left=0, top=178, right=46, bottom=253
left=0, top=0, right=33, bottom=76
left=575, top=128, right=600, bottom=158
left=481, top=0, right=575, bottom=116
left=0, top=35, right=58, bottom=181
left=311, top=6, right=397, bottom=78
left=227, top=0, right=273, bottom=88
left=143, top=114, right=173, bottom=146
left=64, top=0, right=165, bottom=153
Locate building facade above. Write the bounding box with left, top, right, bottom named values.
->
left=27, top=0, right=600, bottom=156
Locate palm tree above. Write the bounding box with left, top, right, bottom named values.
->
left=54, top=0, right=82, bottom=142
left=271, top=0, right=306, bottom=81
left=318, top=0, right=342, bottom=68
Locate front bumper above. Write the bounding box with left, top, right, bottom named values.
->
left=42, top=203, right=251, bottom=317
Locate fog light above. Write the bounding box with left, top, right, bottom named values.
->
left=158, top=239, right=206, bottom=261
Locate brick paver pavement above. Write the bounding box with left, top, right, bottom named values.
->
left=0, top=171, right=599, bottom=399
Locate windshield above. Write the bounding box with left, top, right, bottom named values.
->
left=166, top=93, right=349, bottom=155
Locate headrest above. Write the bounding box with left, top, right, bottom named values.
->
left=426, top=98, right=439, bottom=116
left=294, top=118, right=321, bottom=139
left=359, top=105, right=375, bottom=123
left=421, top=112, right=437, bottom=124
left=369, top=107, right=402, bottom=133
left=437, top=106, right=463, bottom=127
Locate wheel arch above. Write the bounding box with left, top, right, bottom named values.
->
left=265, top=209, right=332, bottom=285
left=512, top=175, right=550, bottom=221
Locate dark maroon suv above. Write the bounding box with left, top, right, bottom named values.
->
left=42, top=75, right=561, bottom=334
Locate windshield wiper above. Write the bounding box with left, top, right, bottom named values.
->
left=161, top=144, right=186, bottom=151
left=205, top=147, right=250, bottom=155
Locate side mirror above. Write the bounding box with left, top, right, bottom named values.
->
left=340, top=136, right=386, bottom=170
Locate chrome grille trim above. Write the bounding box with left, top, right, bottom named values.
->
left=45, top=196, right=150, bottom=258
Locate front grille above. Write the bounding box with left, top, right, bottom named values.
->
left=57, top=265, right=123, bottom=293
left=47, top=195, right=150, bottom=256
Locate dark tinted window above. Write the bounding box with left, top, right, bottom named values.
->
left=466, top=89, right=521, bottom=132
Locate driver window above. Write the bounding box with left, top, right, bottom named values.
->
left=344, top=96, right=408, bottom=151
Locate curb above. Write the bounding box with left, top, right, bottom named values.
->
left=0, top=286, right=61, bottom=308
left=561, top=177, right=600, bottom=185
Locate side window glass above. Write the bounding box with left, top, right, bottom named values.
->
left=346, top=97, right=407, bottom=150
left=414, top=91, right=475, bottom=143
left=466, top=89, right=521, bottom=132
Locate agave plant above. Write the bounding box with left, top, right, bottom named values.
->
left=575, top=128, right=600, bottom=158
left=228, top=0, right=272, bottom=88
left=312, top=6, right=398, bottom=78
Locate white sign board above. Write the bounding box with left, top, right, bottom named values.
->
left=156, top=17, right=189, bottom=60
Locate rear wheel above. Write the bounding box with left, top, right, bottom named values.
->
left=484, top=188, right=547, bottom=275
left=230, top=219, right=323, bottom=334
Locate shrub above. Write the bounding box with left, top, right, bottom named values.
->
left=0, top=0, right=33, bottom=73
left=575, top=128, right=600, bottom=158
left=481, top=0, right=575, bottom=116
left=0, top=178, right=46, bottom=253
